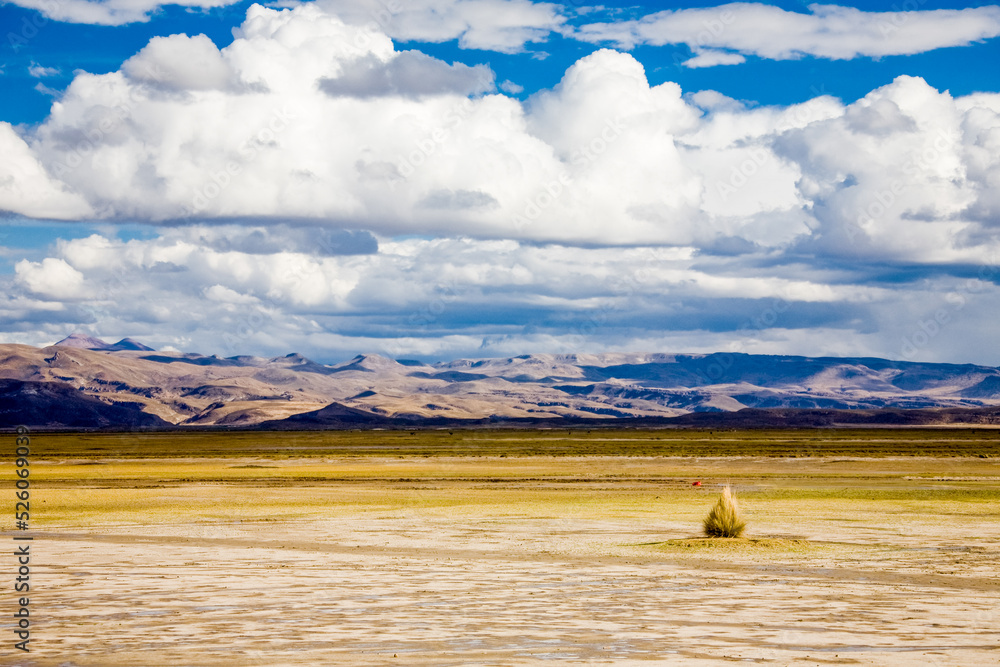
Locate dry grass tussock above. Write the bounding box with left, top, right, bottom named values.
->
left=703, top=485, right=746, bottom=538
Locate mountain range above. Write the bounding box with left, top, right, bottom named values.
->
left=1, top=334, right=1000, bottom=430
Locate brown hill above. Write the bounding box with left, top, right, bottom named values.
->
left=0, top=379, right=170, bottom=429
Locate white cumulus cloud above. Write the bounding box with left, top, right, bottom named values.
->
left=123, top=34, right=245, bottom=92
left=15, top=257, right=86, bottom=298
left=0, top=123, right=94, bottom=219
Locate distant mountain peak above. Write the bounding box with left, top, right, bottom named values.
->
left=111, top=338, right=155, bottom=351
left=54, top=333, right=111, bottom=349
left=54, top=333, right=154, bottom=352
left=334, top=353, right=406, bottom=372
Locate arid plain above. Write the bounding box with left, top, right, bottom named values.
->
left=6, top=429, right=1000, bottom=666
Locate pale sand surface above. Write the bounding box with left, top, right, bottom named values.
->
left=5, top=456, right=1000, bottom=666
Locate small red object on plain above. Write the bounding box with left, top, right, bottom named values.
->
left=692, top=481, right=702, bottom=487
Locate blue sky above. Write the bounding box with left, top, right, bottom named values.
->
left=2, top=0, right=1000, bottom=364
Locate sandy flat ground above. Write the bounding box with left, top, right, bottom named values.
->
left=5, top=456, right=1000, bottom=666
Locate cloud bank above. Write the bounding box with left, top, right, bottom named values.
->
left=2, top=2, right=999, bottom=262
left=573, top=3, right=1000, bottom=62
left=4, top=228, right=998, bottom=363
left=1, top=1, right=999, bottom=364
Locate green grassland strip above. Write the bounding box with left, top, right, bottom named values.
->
left=13, top=428, right=1000, bottom=459
left=27, top=482, right=999, bottom=529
